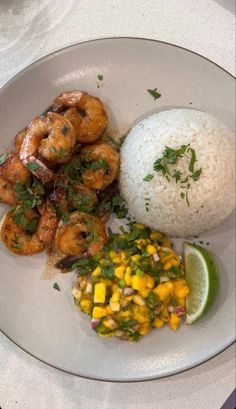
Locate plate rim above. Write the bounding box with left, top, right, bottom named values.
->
left=0, top=36, right=235, bottom=382
left=0, top=37, right=234, bottom=96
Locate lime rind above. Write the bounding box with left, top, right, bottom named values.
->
left=184, top=242, right=219, bottom=324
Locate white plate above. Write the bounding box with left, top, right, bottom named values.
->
left=0, top=38, right=235, bottom=381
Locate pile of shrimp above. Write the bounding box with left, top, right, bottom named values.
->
left=0, top=91, right=120, bottom=263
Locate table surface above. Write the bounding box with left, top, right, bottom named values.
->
left=0, top=1, right=235, bottom=408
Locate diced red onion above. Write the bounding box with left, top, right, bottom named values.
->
left=122, top=287, right=135, bottom=296
left=91, top=318, right=101, bottom=331
left=160, top=276, right=170, bottom=283
left=174, top=306, right=186, bottom=316
left=153, top=253, right=159, bottom=261
left=85, top=282, right=92, bottom=293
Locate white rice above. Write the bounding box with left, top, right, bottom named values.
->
left=120, top=109, right=235, bottom=237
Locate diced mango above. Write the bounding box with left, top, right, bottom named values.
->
left=121, top=251, right=129, bottom=265
left=138, top=289, right=150, bottom=298
left=92, top=306, right=107, bottom=318
left=174, top=279, right=189, bottom=298
left=80, top=299, right=92, bottom=314
left=134, top=223, right=146, bottom=229
left=146, top=244, right=157, bottom=255
left=106, top=305, right=113, bottom=314
left=133, top=310, right=148, bottom=323
left=160, top=305, right=170, bottom=322
left=92, top=266, right=101, bottom=277
left=150, top=231, right=162, bottom=241
left=146, top=275, right=155, bottom=289
left=94, top=282, right=106, bottom=303
left=154, top=317, right=164, bottom=328
left=115, top=265, right=125, bottom=279
left=124, top=266, right=132, bottom=285
left=111, top=290, right=121, bottom=303
left=133, top=294, right=146, bottom=306
left=169, top=312, right=181, bottom=330
left=131, top=275, right=147, bottom=291
left=119, top=309, right=131, bottom=318
left=176, top=297, right=186, bottom=307
left=153, top=281, right=174, bottom=300
left=135, top=239, right=147, bottom=246
left=138, top=322, right=150, bottom=335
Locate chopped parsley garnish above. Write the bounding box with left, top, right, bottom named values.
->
left=53, top=283, right=60, bottom=291
left=153, top=144, right=202, bottom=206
left=26, top=162, right=39, bottom=172
left=0, top=153, right=8, bottom=165
left=97, top=74, right=103, bottom=81
left=147, top=88, right=161, bottom=100
left=61, top=125, right=69, bottom=135
left=143, top=173, right=154, bottom=182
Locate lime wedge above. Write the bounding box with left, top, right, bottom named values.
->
left=184, top=242, right=219, bottom=324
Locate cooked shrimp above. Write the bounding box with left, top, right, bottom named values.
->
left=36, top=201, right=58, bottom=244
left=55, top=211, right=107, bottom=256
left=1, top=209, right=44, bottom=255
left=0, top=176, right=17, bottom=205
left=0, top=153, right=30, bottom=184
left=79, top=142, right=119, bottom=190
left=52, top=178, right=98, bottom=214
left=49, top=91, right=108, bottom=143
left=20, top=112, right=76, bottom=182
left=14, top=127, right=27, bottom=153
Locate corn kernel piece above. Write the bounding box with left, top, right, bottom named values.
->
left=146, top=275, right=155, bottom=289
left=92, top=306, right=107, bottom=318
left=114, top=265, right=125, bottom=279
left=174, top=279, right=189, bottom=298
left=131, top=254, right=141, bottom=263
left=154, top=317, right=164, bottom=328
left=169, top=312, right=181, bottom=330
left=135, top=223, right=146, bottom=229
left=92, top=266, right=101, bottom=277
left=135, top=239, right=147, bottom=246
left=94, top=282, right=106, bottom=303
left=153, top=281, right=174, bottom=300
left=163, top=260, right=173, bottom=270
left=133, top=294, right=146, bottom=306
left=131, top=275, right=147, bottom=291
left=162, top=239, right=172, bottom=248
left=146, top=244, right=157, bottom=255
left=160, top=252, right=174, bottom=262
left=119, top=309, right=131, bottom=318
left=113, top=256, right=122, bottom=264
left=124, top=266, right=132, bottom=285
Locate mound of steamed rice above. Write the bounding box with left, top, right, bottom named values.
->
left=120, top=109, right=235, bottom=237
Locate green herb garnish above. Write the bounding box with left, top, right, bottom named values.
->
left=0, top=153, right=8, bottom=165
left=153, top=144, right=202, bottom=206
left=26, top=162, right=39, bottom=172
left=97, top=74, right=103, bottom=81
left=143, top=173, right=154, bottom=182
left=53, top=283, right=60, bottom=291
left=147, top=88, right=161, bottom=100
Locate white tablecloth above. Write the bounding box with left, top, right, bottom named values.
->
left=0, top=1, right=235, bottom=408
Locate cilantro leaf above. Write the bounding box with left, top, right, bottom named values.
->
left=0, top=153, right=8, bottom=165
left=26, top=162, right=39, bottom=172
left=53, top=283, right=60, bottom=291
